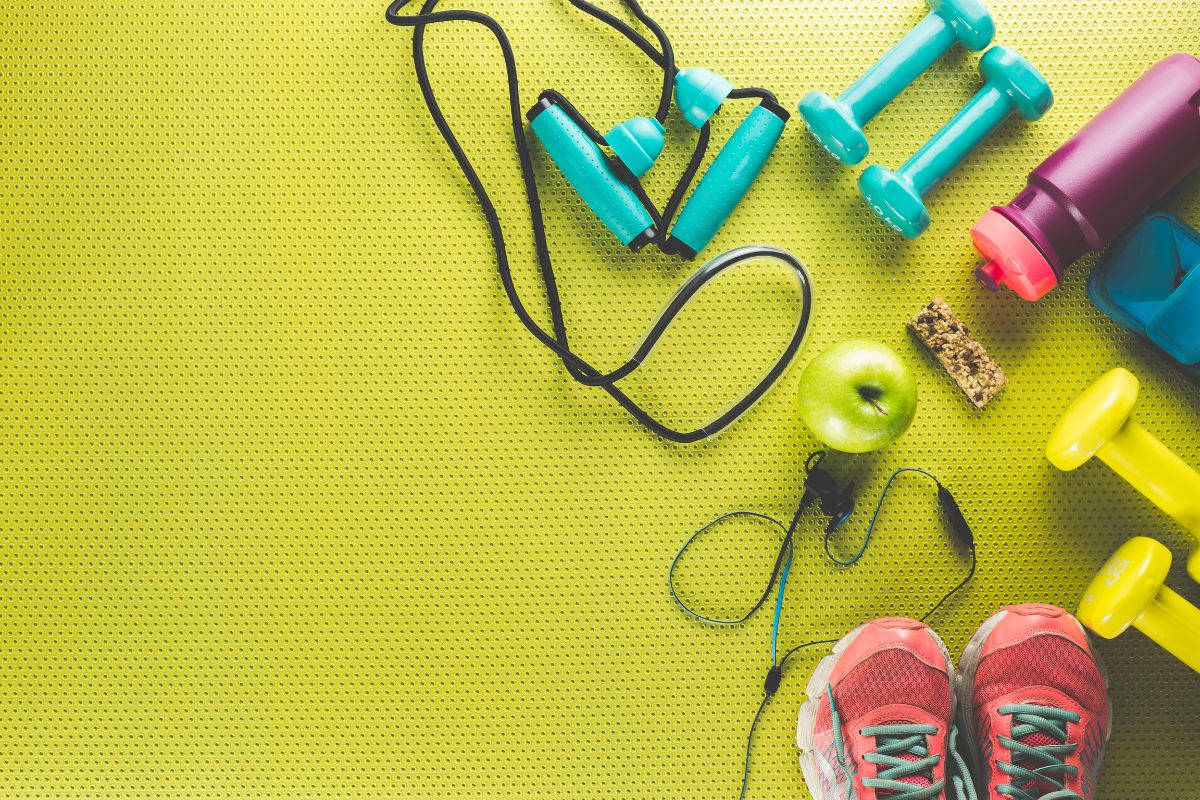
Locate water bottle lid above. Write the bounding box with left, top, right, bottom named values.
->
left=972, top=209, right=1058, bottom=301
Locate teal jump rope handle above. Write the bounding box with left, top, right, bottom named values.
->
left=527, top=100, right=656, bottom=249
left=669, top=103, right=788, bottom=258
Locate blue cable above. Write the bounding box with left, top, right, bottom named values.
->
left=670, top=465, right=951, bottom=660
left=769, top=541, right=793, bottom=666
left=823, top=466, right=939, bottom=566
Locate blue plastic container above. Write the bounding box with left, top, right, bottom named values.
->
left=1088, top=213, right=1200, bottom=380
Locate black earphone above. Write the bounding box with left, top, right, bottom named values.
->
left=669, top=453, right=977, bottom=799
left=802, top=450, right=857, bottom=535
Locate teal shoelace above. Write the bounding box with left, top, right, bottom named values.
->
left=995, top=703, right=1083, bottom=800
left=859, top=722, right=944, bottom=800
left=828, top=686, right=979, bottom=800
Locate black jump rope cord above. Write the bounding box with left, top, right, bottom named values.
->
left=389, top=4, right=973, bottom=796
left=386, top=0, right=801, bottom=443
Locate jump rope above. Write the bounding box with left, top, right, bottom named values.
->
left=670, top=453, right=977, bottom=799
left=387, top=3, right=977, bottom=795
left=385, top=0, right=811, bottom=443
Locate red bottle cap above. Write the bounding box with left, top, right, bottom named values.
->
left=971, top=209, right=1059, bottom=301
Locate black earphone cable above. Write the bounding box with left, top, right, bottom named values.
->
left=387, top=0, right=812, bottom=442
left=669, top=452, right=846, bottom=629
left=736, top=636, right=835, bottom=800
left=670, top=460, right=978, bottom=799
left=739, top=545, right=978, bottom=800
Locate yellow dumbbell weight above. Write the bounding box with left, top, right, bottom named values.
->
left=1047, top=367, right=1200, bottom=583
left=1077, top=536, right=1200, bottom=673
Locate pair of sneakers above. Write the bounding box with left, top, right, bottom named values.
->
left=796, top=604, right=1111, bottom=800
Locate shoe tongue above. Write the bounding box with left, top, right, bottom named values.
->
left=892, top=755, right=934, bottom=789
left=876, top=722, right=934, bottom=795
left=1011, top=726, right=1066, bottom=797
left=1020, top=730, right=1059, bottom=749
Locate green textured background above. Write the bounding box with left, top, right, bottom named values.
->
left=2, top=1, right=1198, bottom=798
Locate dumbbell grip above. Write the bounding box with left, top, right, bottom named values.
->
left=528, top=102, right=655, bottom=247
left=900, top=84, right=1008, bottom=195
left=669, top=104, right=787, bottom=258
left=841, top=13, right=955, bottom=124
left=1135, top=587, right=1200, bottom=673
left=1099, top=418, right=1200, bottom=540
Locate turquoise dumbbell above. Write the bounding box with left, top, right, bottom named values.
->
left=799, top=0, right=994, bottom=165
left=859, top=45, right=1052, bottom=239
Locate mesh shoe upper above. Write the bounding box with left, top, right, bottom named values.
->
left=804, top=618, right=955, bottom=800
left=963, top=604, right=1110, bottom=800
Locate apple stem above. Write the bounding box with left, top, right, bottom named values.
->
left=867, top=398, right=885, bottom=415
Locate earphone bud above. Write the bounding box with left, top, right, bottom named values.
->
left=674, top=67, right=733, bottom=128
left=605, top=116, right=665, bottom=177
left=801, top=451, right=857, bottom=533
left=803, top=453, right=976, bottom=553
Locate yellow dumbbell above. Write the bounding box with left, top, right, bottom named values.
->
left=1047, top=367, right=1200, bottom=582
left=1078, top=537, right=1200, bottom=673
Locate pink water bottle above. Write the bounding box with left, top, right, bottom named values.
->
left=972, top=54, right=1200, bottom=300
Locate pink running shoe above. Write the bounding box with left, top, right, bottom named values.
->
left=797, top=617, right=962, bottom=800
left=958, top=604, right=1111, bottom=800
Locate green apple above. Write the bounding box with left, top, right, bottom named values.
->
left=797, top=339, right=917, bottom=453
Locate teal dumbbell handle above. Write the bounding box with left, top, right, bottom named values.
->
left=669, top=103, right=788, bottom=258
left=859, top=46, right=1052, bottom=239
left=901, top=82, right=1014, bottom=195
left=800, top=0, right=993, bottom=164
left=843, top=13, right=963, bottom=125
left=528, top=100, right=655, bottom=248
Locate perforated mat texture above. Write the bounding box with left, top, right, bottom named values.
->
left=2, top=1, right=1199, bottom=798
